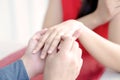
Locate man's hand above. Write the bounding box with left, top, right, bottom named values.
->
left=43, top=36, right=83, bottom=80
left=21, top=29, right=47, bottom=79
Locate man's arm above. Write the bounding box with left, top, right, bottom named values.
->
left=0, top=60, right=29, bottom=80
left=0, top=29, right=47, bottom=80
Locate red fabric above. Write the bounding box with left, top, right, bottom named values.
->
left=0, top=48, right=25, bottom=68
left=0, top=48, right=43, bottom=80
left=62, top=0, right=108, bottom=80
left=62, top=0, right=81, bottom=20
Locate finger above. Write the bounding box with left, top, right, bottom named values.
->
left=70, top=41, right=79, bottom=52
left=115, top=1, right=120, bottom=8
left=58, top=36, right=74, bottom=54
left=33, top=30, right=47, bottom=41
left=40, top=30, right=58, bottom=59
left=28, top=32, right=44, bottom=52
left=115, top=4, right=120, bottom=8
left=39, top=28, right=48, bottom=35
left=32, top=29, right=53, bottom=54
left=53, top=47, right=57, bottom=54
left=57, top=34, right=72, bottom=49
left=77, top=48, right=82, bottom=58
left=64, top=30, right=74, bottom=37
left=71, top=41, right=82, bottom=60
left=48, top=32, right=64, bottom=54
left=72, top=29, right=81, bottom=40
left=58, top=40, right=63, bottom=50
left=30, top=29, right=48, bottom=44
left=58, top=30, right=79, bottom=50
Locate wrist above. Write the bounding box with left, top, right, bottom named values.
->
left=21, top=51, right=44, bottom=79
left=21, top=57, right=33, bottom=79
left=21, top=56, right=37, bottom=79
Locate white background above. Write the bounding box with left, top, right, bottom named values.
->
left=0, top=0, right=48, bottom=59
left=0, top=0, right=48, bottom=45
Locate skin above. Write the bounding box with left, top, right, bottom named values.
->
left=79, top=0, right=120, bottom=29
left=32, top=0, right=120, bottom=72
left=22, top=29, right=82, bottom=79
left=21, top=30, right=47, bottom=78
left=41, top=0, right=120, bottom=29
left=77, top=22, right=120, bottom=72
left=43, top=36, right=82, bottom=80
left=33, top=20, right=82, bottom=58
left=33, top=0, right=120, bottom=57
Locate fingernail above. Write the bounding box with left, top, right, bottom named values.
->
left=48, top=50, right=52, bottom=54
left=41, top=55, right=45, bottom=59
left=32, top=50, right=36, bottom=54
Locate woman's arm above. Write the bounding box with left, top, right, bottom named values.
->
left=109, top=13, right=120, bottom=44
left=43, top=0, right=102, bottom=29
left=43, top=0, right=63, bottom=28
left=80, top=10, right=120, bottom=72
left=43, top=0, right=120, bottom=30
left=78, top=22, right=120, bottom=72
left=78, top=0, right=120, bottom=29
left=36, top=0, right=120, bottom=60
left=77, top=13, right=102, bottom=29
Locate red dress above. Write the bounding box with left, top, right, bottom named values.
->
left=62, top=0, right=108, bottom=80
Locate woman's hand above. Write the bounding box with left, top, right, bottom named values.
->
left=43, top=36, right=82, bottom=80
left=33, top=20, right=82, bottom=59
left=93, top=0, right=120, bottom=24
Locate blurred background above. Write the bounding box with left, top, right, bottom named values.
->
left=0, top=0, right=48, bottom=44
left=0, top=0, right=48, bottom=59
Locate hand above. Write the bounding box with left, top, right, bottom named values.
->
left=33, top=20, right=82, bottom=59
left=43, top=36, right=82, bottom=80
left=93, top=0, right=120, bottom=24
left=21, top=29, right=47, bottom=78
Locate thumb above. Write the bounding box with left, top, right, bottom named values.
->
left=72, top=29, right=80, bottom=40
